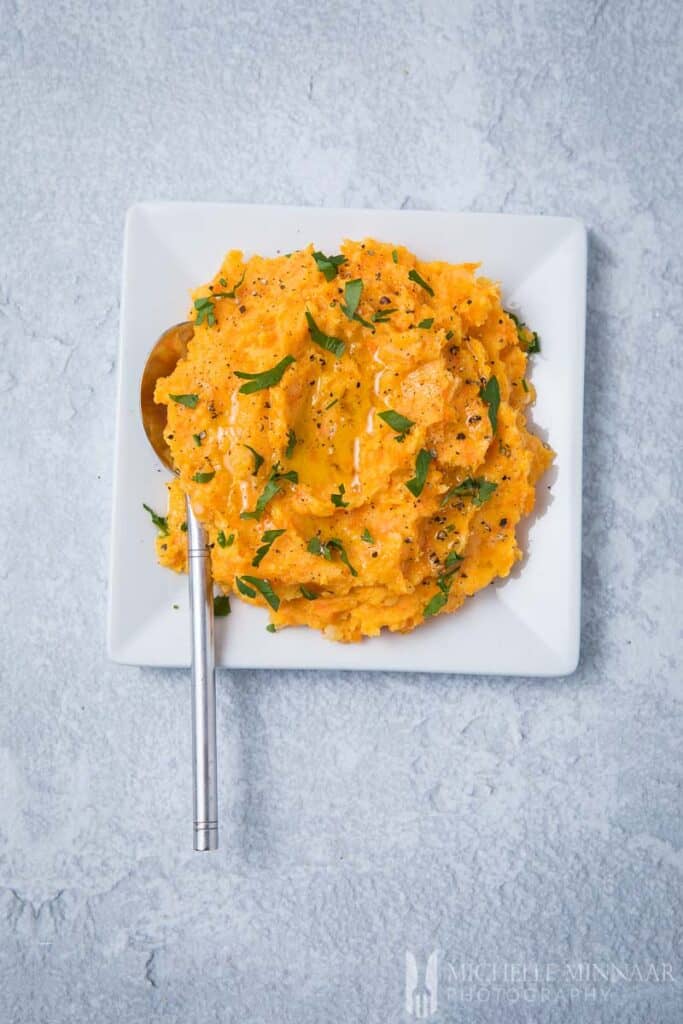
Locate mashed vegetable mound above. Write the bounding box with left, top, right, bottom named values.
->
left=153, top=240, right=553, bottom=642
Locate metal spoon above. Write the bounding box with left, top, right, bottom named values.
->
left=141, top=321, right=218, bottom=852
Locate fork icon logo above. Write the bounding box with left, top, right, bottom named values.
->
left=405, top=950, right=439, bottom=1018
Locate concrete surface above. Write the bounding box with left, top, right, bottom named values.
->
left=0, top=1, right=681, bottom=1021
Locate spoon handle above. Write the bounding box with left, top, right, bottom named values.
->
left=186, top=498, right=218, bottom=851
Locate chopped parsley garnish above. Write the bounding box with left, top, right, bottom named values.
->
left=340, top=279, right=374, bottom=329
left=234, top=354, right=295, bottom=395
left=441, top=477, right=498, bottom=507
left=417, top=318, right=434, bottom=329
left=392, top=249, right=399, bottom=263
left=361, top=528, right=374, bottom=544
left=299, top=585, right=318, bottom=600
left=444, top=549, right=464, bottom=571
left=243, top=444, right=264, bottom=475
left=217, top=530, right=234, bottom=548
left=285, top=428, right=297, bottom=459
left=479, top=375, right=500, bottom=433
left=331, top=483, right=349, bottom=508
left=378, top=408, right=415, bottom=442
left=424, top=571, right=454, bottom=618
left=192, top=432, right=204, bottom=447
left=507, top=310, right=540, bottom=353
left=181, top=521, right=188, bottom=532
left=213, top=595, right=231, bottom=617
left=312, top=250, right=347, bottom=281
left=307, top=536, right=357, bottom=576
left=521, top=378, right=529, bottom=392
left=266, top=623, right=277, bottom=632
left=193, top=296, right=217, bottom=326
left=406, top=449, right=434, bottom=497
left=252, top=528, right=286, bottom=568
left=408, top=268, right=434, bottom=296
left=325, top=397, right=339, bottom=410
left=142, top=503, right=168, bottom=535
left=306, top=310, right=345, bottom=357
left=240, top=464, right=298, bottom=520
left=237, top=575, right=280, bottom=610
left=192, top=471, right=215, bottom=484
left=170, top=393, right=199, bottom=408
left=371, top=307, right=397, bottom=324
left=212, top=270, right=245, bottom=299
left=446, top=330, right=454, bottom=340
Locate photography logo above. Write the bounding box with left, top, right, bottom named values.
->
left=405, top=950, right=439, bottom=1018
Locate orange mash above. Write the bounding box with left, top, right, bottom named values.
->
left=151, top=240, right=553, bottom=641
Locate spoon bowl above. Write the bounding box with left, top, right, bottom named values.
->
left=140, top=321, right=194, bottom=470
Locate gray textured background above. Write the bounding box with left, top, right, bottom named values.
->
left=1, top=1, right=681, bottom=1021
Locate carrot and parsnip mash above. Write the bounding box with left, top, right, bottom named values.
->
left=148, top=240, right=553, bottom=641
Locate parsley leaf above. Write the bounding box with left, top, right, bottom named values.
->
left=305, top=311, right=345, bottom=357
left=170, top=393, right=199, bottom=408
left=285, top=428, right=297, bottom=459
left=239, top=575, right=280, bottom=610
left=424, top=590, right=448, bottom=617
left=142, top=503, right=168, bottom=536
left=479, top=375, right=500, bottom=434
left=243, top=444, right=264, bottom=475
left=192, top=471, right=215, bottom=483
left=266, top=623, right=277, bottom=632
left=312, top=250, right=347, bottom=281
left=212, top=270, right=245, bottom=299
left=521, top=378, right=529, bottom=392
left=378, top=409, right=415, bottom=442
left=417, top=318, right=434, bottom=329
left=392, top=248, right=399, bottom=263
left=252, top=528, right=286, bottom=568
left=361, top=528, right=374, bottom=544
left=331, top=483, right=349, bottom=508
left=234, top=354, right=295, bottom=395
left=193, top=296, right=216, bottom=326
left=441, top=477, right=498, bottom=507
left=408, top=268, right=434, bottom=296
left=444, top=549, right=464, bottom=571
left=192, top=432, right=203, bottom=447
left=507, top=310, right=540, bottom=353
left=406, top=449, right=434, bottom=497
left=241, top=464, right=298, bottom=520
left=213, top=595, right=231, bottom=617
left=371, top=307, right=397, bottom=324
left=299, top=585, right=318, bottom=600
left=217, top=530, right=234, bottom=548
left=307, top=536, right=357, bottom=575
left=340, top=280, right=374, bottom=329
left=235, top=576, right=256, bottom=598
left=325, top=397, right=339, bottom=410
left=527, top=332, right=541, bottom=354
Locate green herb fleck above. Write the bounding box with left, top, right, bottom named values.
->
left=217, top=530, right=234, bottom=548
left=444, top=549, right=464, bottom=571
left=211, top=270, right=245, bottom=299
left=331, top=483, right=349, bottom=508
left=239, top=575, right=280, bottom=610
left=312, top=250, right=347, bottom=281
left=361, top=527, right=374, bottom=544
left=142, top=503, right=168, bottom=536
left=325, top=397, right=339, bottom=410
left=408, top=268, right=434, bottom=296
left=213, top=595, right=231, bottom=617
left=371, top=307, right=397, bottom=324
left=424, top=568, right=457, bottom=618
left=479, top=375, right=500, bottom=434
left=521, top=378, right=529, bottom=393
left=252, top=528, right=286, bottom=568
left=266, top=623, right=277, bottom=632
left=340, top=279, right=374, bottom=329
left=170, top=393, right=199, bottom=409
left=392, top=248, right=399, bottom=263
left=378, top=409, right=415, bottom=442
left=234, top=354, right=295, bottom=395
left=441, top=477, right=498, bottom=507
left=527, top=332, right=541, bottom=354
left=285, top=428, right=297, bottom=459
left=306, top=311, right=345, bottom=357
left=192, top=471, right=215, bottom=484
left=243, top=444, right=264, bottom=475
left=417, top=318, right=434, bottom=329
left=299, top=585, right=318, bottom=600
left=446, top=330, right=454, bottom=340
left=193, top=296, right=216, bottom=327
left=241, top=464, right=298, bottom=520
left=181, top=521, right=188, bottom=532
left=235, top=576, right=257, bottom=598
left=192, top=432, right=203, bottom=447
left=406, top=449, right=434, bottom=497
left=307, top=536, right=357, bottom=576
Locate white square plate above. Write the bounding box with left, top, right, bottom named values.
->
left=108, top=203, right=586, bottom=675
